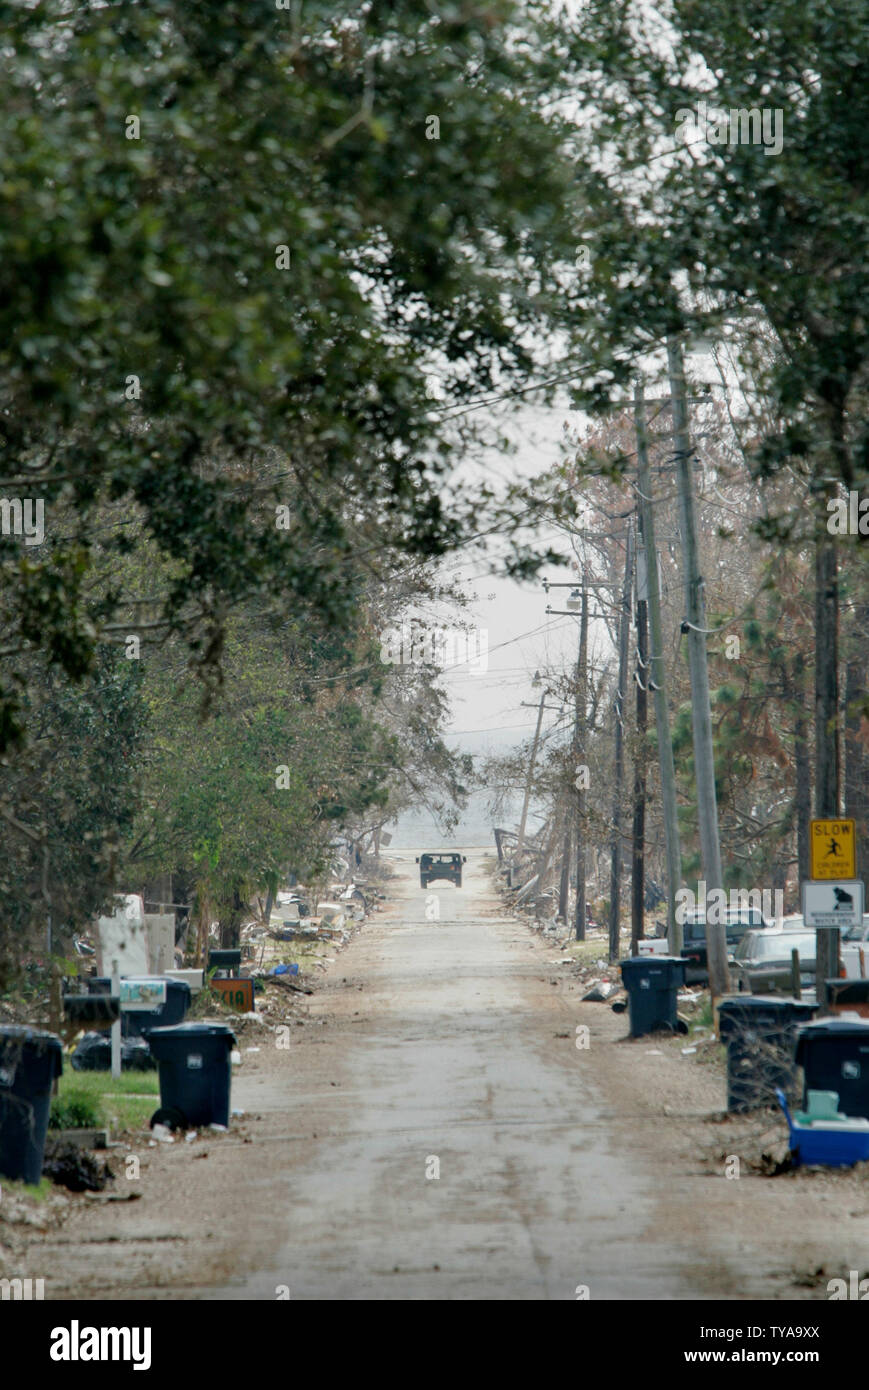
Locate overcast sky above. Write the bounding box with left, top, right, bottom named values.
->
left=423, top=395, right=618, bottom=765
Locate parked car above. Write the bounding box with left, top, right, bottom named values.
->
left=416, top=852, right=466, bottom=889
left=731, top=927, right=817, bottom=994
left=680, top=907, right=766, bottom=985
left=840, top=914, right=869, bottom=979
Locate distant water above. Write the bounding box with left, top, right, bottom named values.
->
left=385, top=788, right=544, bottom=850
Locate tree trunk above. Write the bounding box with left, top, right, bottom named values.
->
left=219, top=883, right=247, bottom=949
left=609, top=528, right=633, bottom=962
left=631, top=596, right=648, bottom=954
left=845, top=600, right=869, bottom=882
left=793, top=650, right=811, bottom=885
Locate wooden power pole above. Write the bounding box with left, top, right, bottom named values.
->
left=634, top=382, right=683, bottom=953
left=631, top=519, right=649, bottom=956
left=574, top=583, right=589, bottom=941
left=608, top=527, right=633, bottom=962
left=667, top=337, right=728, bottom=995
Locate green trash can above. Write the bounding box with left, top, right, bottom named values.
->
left=0, top=1027, right=63, bottom=1184
left=146, top=1022, right=236, bottom=1130
left=620, top=956, right=686, bottom=1037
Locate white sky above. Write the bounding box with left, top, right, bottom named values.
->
left=424, top=395, right=618, bottom=764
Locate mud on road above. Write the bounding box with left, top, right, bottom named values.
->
left=13, top=850, right=869, bottom=1300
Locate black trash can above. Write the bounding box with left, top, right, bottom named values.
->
left=88, top=977, right=191, bottom=1037
left=718, top=996, right=816, bottom=1113
left=825, top=979, right=869, bottom=1018
left=146, top=1022, right=236, bottom=1129
left=620, top=956, right=686, bottom=1037
left=795, top=1018, right=869, bottom=1119
left=208, top=949, right=241, bottom=976
left=0, top=1027, right=63, bottom=1184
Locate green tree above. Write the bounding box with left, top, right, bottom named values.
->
left=0, top=0, right=583, bottom=749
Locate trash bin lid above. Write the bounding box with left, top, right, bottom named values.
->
left=0, top=1026, right=63, bottom=1074
left=719, top=994, right=815, bottom=1016
left=0, top=1025, right=63, bottom=1050
left=147, top=1022, right=236, bottom=1042
left=621, top=955, right=686, bottom=979
left=795, top=1016, right=869, bottom=1062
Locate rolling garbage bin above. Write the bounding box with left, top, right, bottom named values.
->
left=825, top=979, right=869, bottom=1019
left=87, top=977, right=191, bottom=1037
left=146, top=1022, right=236, bottom=1130
left=0, top=1027, right=63, bottom=1184
left=620, top=956, right=686, bottom=1037
left=718, top=996, right=816, bottom=1113
left=795, top=1018, right=869, bottom=1120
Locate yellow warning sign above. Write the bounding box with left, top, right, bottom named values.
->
left=810, top=819, right=856, bottom=879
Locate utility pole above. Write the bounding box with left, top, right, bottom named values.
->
left=667, top=337, right=728, bottom=995
left=574, top=582, right=589, bottom=941
left=634, top=381, right=683, bottom=953
left=814, top=491, right=840, bottom=818
left=608, top=527, right=633, bottom=962
left=516, top=678, right=550, bottom=858
left=631, top=518, right=648, bottom=956
left=558, top=818, right=571, bottom=923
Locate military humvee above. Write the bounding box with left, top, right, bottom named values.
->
left=416, top=852, right=467, bottom=889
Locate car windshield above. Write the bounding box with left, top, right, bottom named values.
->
left=748, top=932, right=815, bottom=960
left=684, top=914, right=758, bottom=943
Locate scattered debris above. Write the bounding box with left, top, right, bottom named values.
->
left=582, top=980, right=619, bottom=1003
left=84, top=1189, right=141, bottom=1203
left=43, top=1142, right=114, bottom=1193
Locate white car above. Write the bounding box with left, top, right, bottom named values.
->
left=840, top=914, right=869, bottom=979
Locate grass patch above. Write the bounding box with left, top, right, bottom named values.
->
left=49, top=1087, right=101, bottom=1130
left=695, top=996, right=715, bottom=1031
left=51, top=1067, right=159, bottom=1135
left=0, top=1176, right=54, bottom=1203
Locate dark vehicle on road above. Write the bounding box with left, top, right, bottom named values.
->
left=680, top=907, right=766, bottom=985
left=416, top=852, right=466, bottom=889
left=732, top=927, right=816, bottom=994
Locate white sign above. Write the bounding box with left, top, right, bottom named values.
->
left=96, top=894, right=148, bottom=976
left=145, top=913, right=175, bottom=973
left=802, top=880, right=864, bottom=929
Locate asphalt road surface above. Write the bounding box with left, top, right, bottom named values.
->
left=36, top=848, right=867, bottom=1301
left=224, top=850, right=704, bottom=1299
